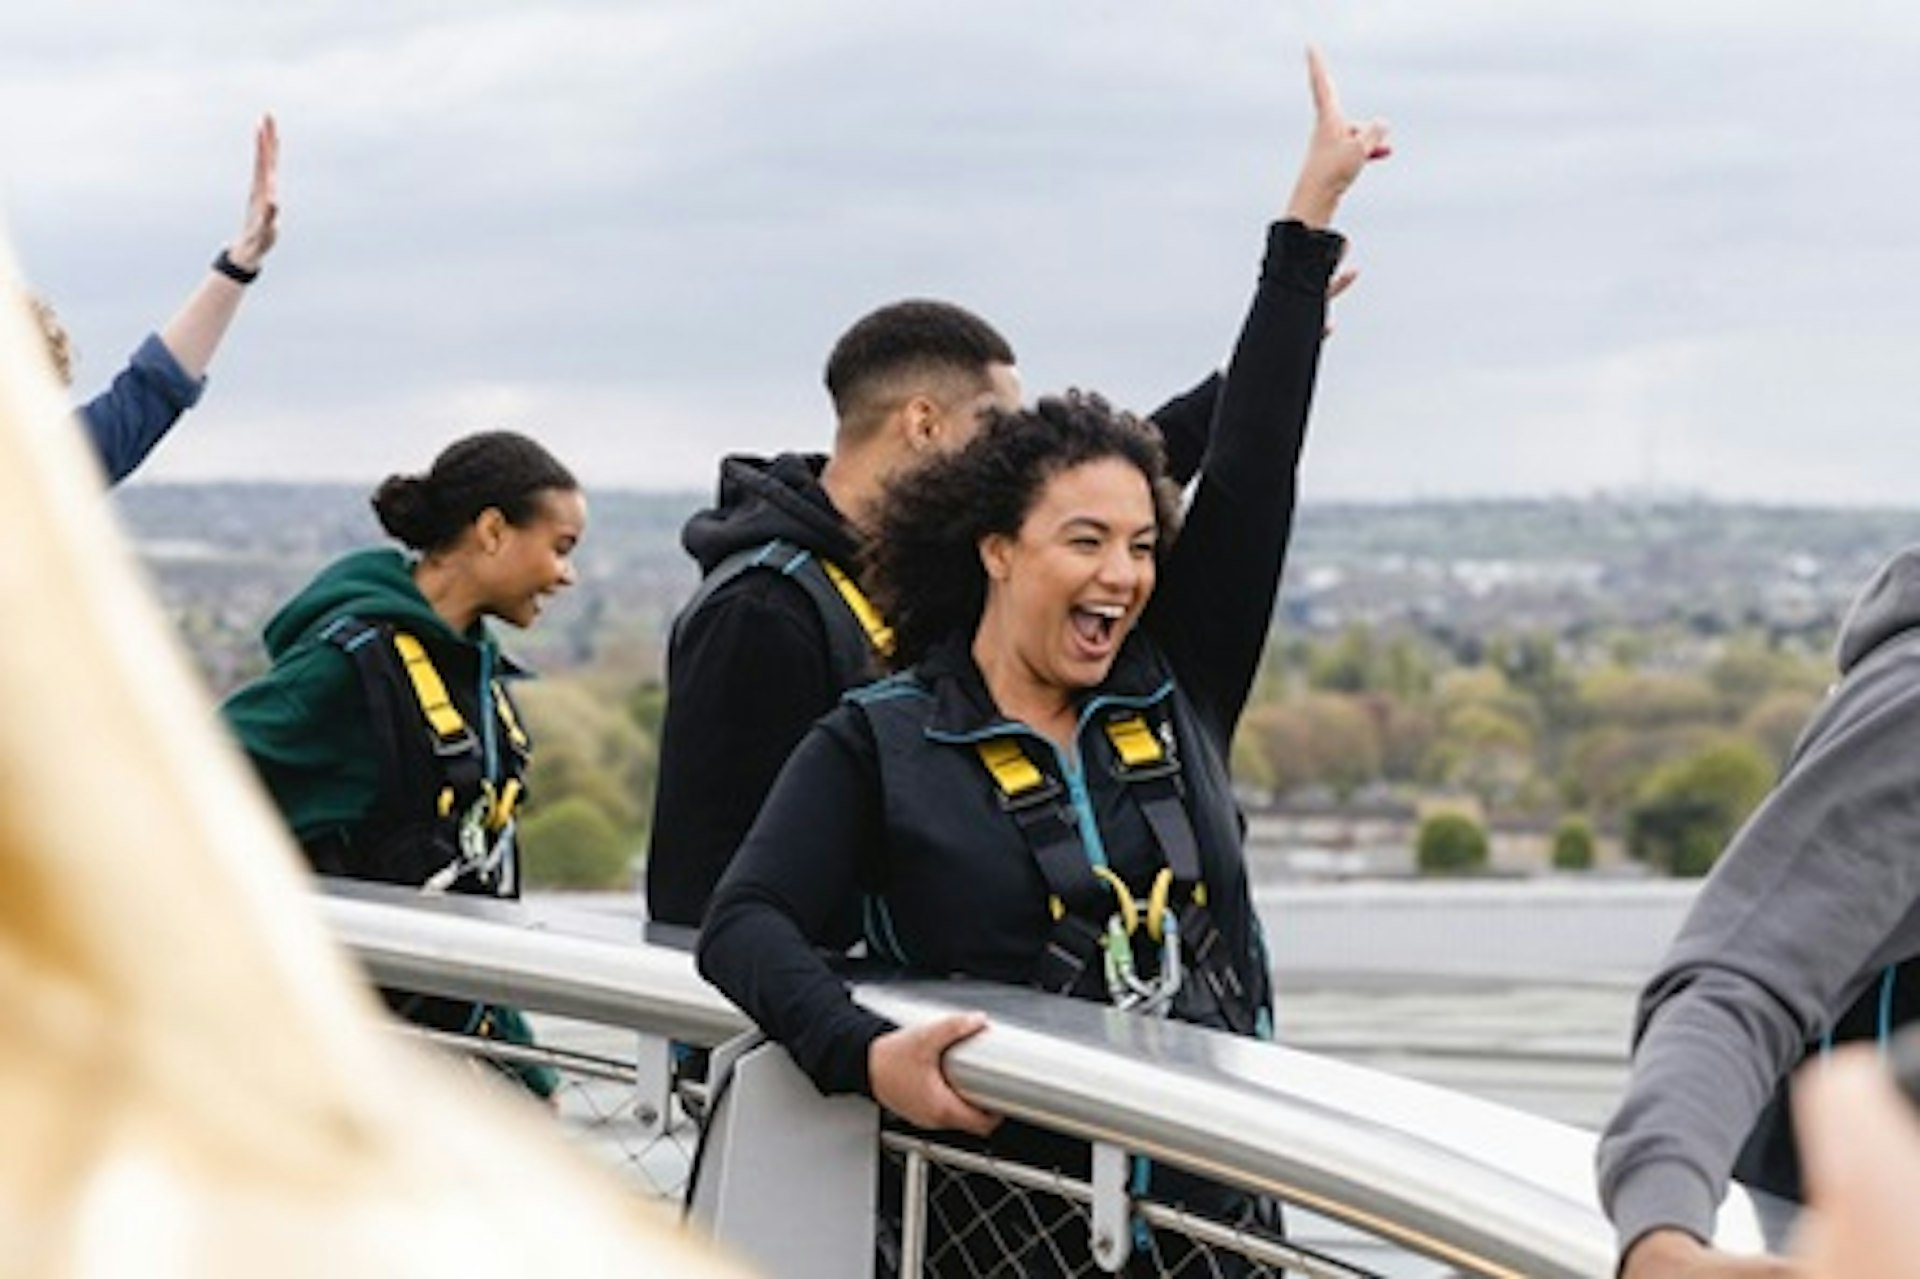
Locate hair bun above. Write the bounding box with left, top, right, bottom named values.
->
left=370, top=474, right=446, bottom=550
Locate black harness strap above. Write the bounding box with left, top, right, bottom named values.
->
left=318, top=615, right=430, bottom=837
left=975, top=737, right=1113, bottom=995
left=1103, top=711, right=1258, bottom=1036
left=315, top=616, right=520, bottom=896
left=676, top=539, right=880, bottom=693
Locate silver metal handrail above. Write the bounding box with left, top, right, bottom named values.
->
left=320, top=886, right=746, bottom=1045
left=319, top=887, right=1635, bottom=1277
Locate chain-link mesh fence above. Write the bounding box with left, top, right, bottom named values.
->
left=881, top=1135, right=1388, bottom=1279
left=410, top=1015, right=700, bottom=1208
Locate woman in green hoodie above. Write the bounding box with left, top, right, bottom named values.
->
left=223, top=429, right=586, bottom=1098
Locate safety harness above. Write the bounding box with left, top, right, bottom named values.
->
left=317, top=615, right=529, bottom=895
left=676, top=539, right=892, bottom=692
left=974, top=709, right=1257, bottom=1034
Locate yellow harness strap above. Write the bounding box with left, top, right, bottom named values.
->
left=490, top=778, right=523, bottom=831
left=821, top=560, right=896, bottom=659
left=492, top=681, right=530, bottom=752
left=976, top=737, right=1045, bottom=796
left=1103, top=713, right=1208, bottom=929
left=1104, top=714, right=1163, bottom=768
left=391, top=632, right=524, bottom=833
left=392, top=632, right=468, bottom=743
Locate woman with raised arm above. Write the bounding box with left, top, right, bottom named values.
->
left=698, top=49, right=1387, bottom=1273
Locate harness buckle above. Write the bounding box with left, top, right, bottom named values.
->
left=1111, top=755, right=1183, bottom=785
left=996, top=772, right=1064, bottom=813
left=429, top=726, right=481, bottom=760
left=1103, top=713, right=1182, bottom=783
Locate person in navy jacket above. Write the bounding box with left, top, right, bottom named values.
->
left=29, top=113, right=280, bottom=486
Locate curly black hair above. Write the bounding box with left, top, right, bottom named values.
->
left=370, top=430, right=578, bottom=552
left=866, top=392, right=1182, bottom=669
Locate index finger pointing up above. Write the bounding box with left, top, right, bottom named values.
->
left=1307, top=45, right=1343, bottom=122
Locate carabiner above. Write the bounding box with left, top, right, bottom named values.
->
left=1090, top=866, right=1140, bottom=937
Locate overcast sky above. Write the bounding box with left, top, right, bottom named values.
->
left=2, top=2, right=1914, bottom=503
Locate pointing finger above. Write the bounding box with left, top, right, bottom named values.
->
left=1306, top=45, right=1341, bottom=123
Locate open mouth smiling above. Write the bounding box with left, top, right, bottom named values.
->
left=1069, top=602, right=1126, bottom=647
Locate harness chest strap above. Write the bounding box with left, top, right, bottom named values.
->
left=1102, top=714, right=1253, bottom=1032
left=971, top=714, right=1256, bottom=1034
left=392, top=632, right=470, bottom=747
left=976, top=737, right=1114, bottom=994
left=321, top=618, right=524, bottom=886
left=683, top=540, right=891, bottom=693
left=389, top=631, right=524, bottom=831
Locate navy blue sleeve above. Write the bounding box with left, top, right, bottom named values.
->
left=1145, top=220, right=1343, bottom=752
left=78, top=333, right=205, bottom=486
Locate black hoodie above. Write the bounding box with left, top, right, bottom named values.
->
left=646, top=452, right=866, bottom=927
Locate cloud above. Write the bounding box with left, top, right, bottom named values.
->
left=4, top=2, right=1919, bottom=500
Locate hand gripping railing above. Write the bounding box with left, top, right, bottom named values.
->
left=318, top=886, right=1691, bottom=1277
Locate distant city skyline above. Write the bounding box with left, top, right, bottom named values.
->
left=3, top=3, right=1916, bottom=505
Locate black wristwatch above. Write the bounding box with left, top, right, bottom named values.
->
left=212, top=248, right=260, bottom=285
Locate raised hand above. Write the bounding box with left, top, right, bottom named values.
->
left=1285, top=46, right=1391, bottom=230
left=867, top=1012, right=1000, bottom=1137
left=227, top=114, right=279, bottom=273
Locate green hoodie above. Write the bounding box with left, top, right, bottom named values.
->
left=222, top=547, right=516, bottom=844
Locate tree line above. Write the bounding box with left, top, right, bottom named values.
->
left=508, top=618, right=1831, bottom=889
left=1235, top=623, right=1828, bottom=876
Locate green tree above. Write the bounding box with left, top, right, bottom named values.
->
left=519, top=796, right=634, bottom=889
left=1627, top=739, right=1773, bottom=876
left=1499, top=632, right=1582, bottom=780
left=1379, top=633, right=1436, bottom=701
left=1368, top=694, right=1437, bottom=785
left=1242, top=695, right=1384, bottom=799
left=1303, top=625, right=1434, bottom=700
left=1230, top=729, right=1277, bottom=796
left=1706, top=641, right=1825, bottom=720
left=1426, top=671, right=1537, bottom=808
left=516, top=677, right=657, bottom=835
left=627, top=678, right=668, bottom=741
left=1562, top=723, right=1716, bottom=818
left=1551, top=816, right=1596, bottom=871
left=1738, top=689, right=1820, bottom=770
left=1243, top=702, right=1313, bottom=795
left=1417, top=812, right=1489, bottom=875
left=1301, top=693, right=1384, bottom=799
left=1578, top=667, right=1717, bottom=731
left=1308, top=624, right=1379, bottom=693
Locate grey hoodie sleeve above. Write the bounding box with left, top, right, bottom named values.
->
left=1596, top=635, right=1920, bottom=1254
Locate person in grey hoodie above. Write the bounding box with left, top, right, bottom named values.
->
left=1598, top=548, right=1920, bottom=1277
